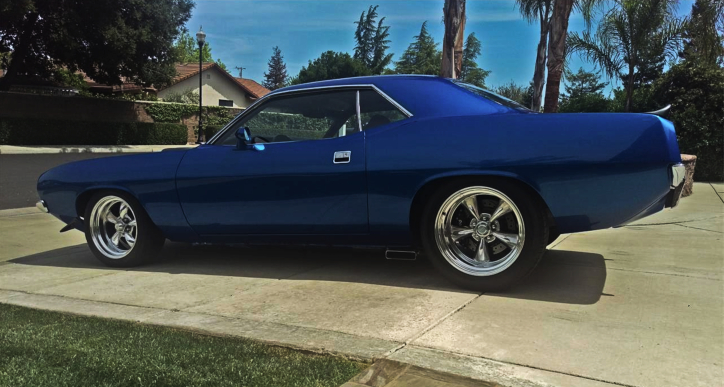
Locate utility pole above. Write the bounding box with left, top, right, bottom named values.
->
left=235, top=66, right=247, bottom=78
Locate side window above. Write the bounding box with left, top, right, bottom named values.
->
left=217, top=90, right=358, bottom=145
left=359, top=90, right=407, bottom=130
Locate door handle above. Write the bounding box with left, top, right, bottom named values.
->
left=333, top=151, right=351, bottom=164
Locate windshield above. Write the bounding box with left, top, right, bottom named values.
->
left=452, top=81, right=534, bottom=113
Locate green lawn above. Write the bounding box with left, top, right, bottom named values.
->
left=0, top=304, right=367, bottom=387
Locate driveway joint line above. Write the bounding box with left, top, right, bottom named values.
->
left=624, top=214, right=724, bottom=227
left=383, top=292, right=483, bottom=359
left=406, top=344, right=637, bottom=387
left=673, top=223, right=723, bottom=234
left=710, top=182, right=724, bottom=204
left=605, top=267, right=721, bottom=281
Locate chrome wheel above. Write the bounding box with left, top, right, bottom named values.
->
left=434, top=187, right=525, bottom=276
left=89, top=196, right=138, bottom=259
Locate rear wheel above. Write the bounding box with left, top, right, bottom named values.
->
left=84, top=191, right=164, bottom=267
left=420, top=179, right=548, bottom=291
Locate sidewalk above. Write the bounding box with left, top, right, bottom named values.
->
left=0, top=145, right=195, bottom=154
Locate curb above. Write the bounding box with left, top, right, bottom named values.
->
left=0, top=145, right=196, bottom=154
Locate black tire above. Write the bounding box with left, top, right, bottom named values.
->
left=84, top=190, right=165, bottom=267
left=420, top=178, right=548, bottom=292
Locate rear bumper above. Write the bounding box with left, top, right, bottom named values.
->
left=665, top=163, right=686, bottom=208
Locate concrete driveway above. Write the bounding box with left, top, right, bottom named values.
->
left=1, top=183, right=722, bottom=387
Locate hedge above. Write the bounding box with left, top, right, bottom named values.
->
left=201, top=125, right=325, bottom=142
left=652, top=62, right=724, bottom=181
left=0, top=117, right=188, bottom=146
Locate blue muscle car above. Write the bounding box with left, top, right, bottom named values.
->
left=36, top=75, right=686, bottom=291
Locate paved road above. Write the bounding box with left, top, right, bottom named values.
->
left=0, top=153, right=138, bottom=210
left=0, top=183, right=722, bottom=387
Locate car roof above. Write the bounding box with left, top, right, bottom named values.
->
left=273, top=75, right=517, bottom=118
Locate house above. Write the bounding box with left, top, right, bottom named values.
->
left=157, top=63, right=270, bottom=108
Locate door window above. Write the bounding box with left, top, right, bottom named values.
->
left=216, top=90, right=358, bottom=145
left=358, top=90, right=408, bottom=130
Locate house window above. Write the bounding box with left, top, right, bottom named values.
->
left=218, top=99, right=233, bottom=107
left=206, top=74, right=211, bottom=79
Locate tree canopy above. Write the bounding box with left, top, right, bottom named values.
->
left=354, top=5, right=393, bottom=74
left=293, top=51, right=370, bottom=85
left=394, top=22, right=441, bottom=75
left=262, top=46, right=288, bottom=90
left=459, top=33, right=491, bottom=88
left=558, top=67, right=610, bottom=112
left=0, top=0, right=194, bottom=90
left=173, top=31, right=228, bottom=71
left=680, top=0, right=724, bottom=66
left=568, top=0, right=687, bottom=111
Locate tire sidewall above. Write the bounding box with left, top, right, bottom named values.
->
left=84, top=190, right=163, bottom=267
left=420, top=178, right=548, bottom=292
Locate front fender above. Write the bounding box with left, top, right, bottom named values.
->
left=37, top=151, right=198, bottom=242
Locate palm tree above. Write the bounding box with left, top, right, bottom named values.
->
left=516, top=0, right=553, bottom=111
left=568, top=0, right=687, bottom=112
left=441, top=0, right=466, bottom=78
left=543, top=0, right=604, bottom=113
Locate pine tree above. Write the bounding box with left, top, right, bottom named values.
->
left=354, top=5, right=393, bottom=74
left=680, top=0, right=724, bottom=66
left=459, top=33, right=491, bottom=88
left=394, top=22, right=441, bottom=75
left=262, top=46, right=288, bottom=90
left=564, top=67, right=607, bottom=98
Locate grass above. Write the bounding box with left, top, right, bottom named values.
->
left=0, top=303, right=367, bottom=387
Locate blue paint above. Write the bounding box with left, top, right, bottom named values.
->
left=37, top=76, right=682, bottom=248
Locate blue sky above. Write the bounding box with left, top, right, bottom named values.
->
left=188, top=0, right=694, bottom=95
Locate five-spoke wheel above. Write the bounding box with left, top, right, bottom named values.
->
left=84, top=191, right=164, bottom=267
left=434, top=187, right=525, bottom=276
left=89, top=196, right=138, bottom=259
left=421, top=179, right=548, bottom=291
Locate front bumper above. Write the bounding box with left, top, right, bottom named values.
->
left=36, top=200, right=48, bottom=213
left=665, top=163, right=686, bottom=208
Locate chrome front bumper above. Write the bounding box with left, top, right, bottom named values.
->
left=665, top=163, right=686, bottom=208
left=36, top=200, right=48, bottom=213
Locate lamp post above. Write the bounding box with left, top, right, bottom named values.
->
left=196, top=26, right=206, bottom=144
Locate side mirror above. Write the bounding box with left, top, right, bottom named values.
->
left=235, top=127, right=251, bottom=150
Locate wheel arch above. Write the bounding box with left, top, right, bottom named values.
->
left=76, top=186, right=142, bottom=219
left=408, top=172, right=555, bottom=248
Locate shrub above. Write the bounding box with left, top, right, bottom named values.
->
left=652, top=62, right=724, bottom=181
left=0, top=118, right=187, bottom=146
left=559, top=93, right=612, bottom=113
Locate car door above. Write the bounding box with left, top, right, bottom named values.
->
left=175, top=88, right=368, bottom=236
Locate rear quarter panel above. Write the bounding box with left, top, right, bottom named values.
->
left=366, top=112, right=680, bottom=246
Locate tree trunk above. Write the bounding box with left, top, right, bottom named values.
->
left=0, top=12, right=39, bottom=91
left=441, top=0, right=466, bottom=79
left=543, top=0, right=574, bottom=113
left=531, top=17, right=550, bottom=111
left=625, top=63, right=635, bottom=112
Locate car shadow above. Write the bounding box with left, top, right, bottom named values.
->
left=9, top=242, right=607, bottom=305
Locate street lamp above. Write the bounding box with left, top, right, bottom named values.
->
left=196, top=26, right=206, bottom=144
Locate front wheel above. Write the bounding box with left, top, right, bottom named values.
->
left=84, top=191, right=165, bottom=267
left=420, top=179, right=548, bottom=292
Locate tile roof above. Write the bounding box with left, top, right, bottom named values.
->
left=164, top=62, right=270, bottom=99
left=235, top=77, right=270, bottom=99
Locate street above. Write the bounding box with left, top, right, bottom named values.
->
left=0, top=153, right=137, bottom=210
left=0, top=158, right=721, bottom=387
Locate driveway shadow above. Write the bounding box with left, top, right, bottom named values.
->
left=9, top=243, right=607, bottom=305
